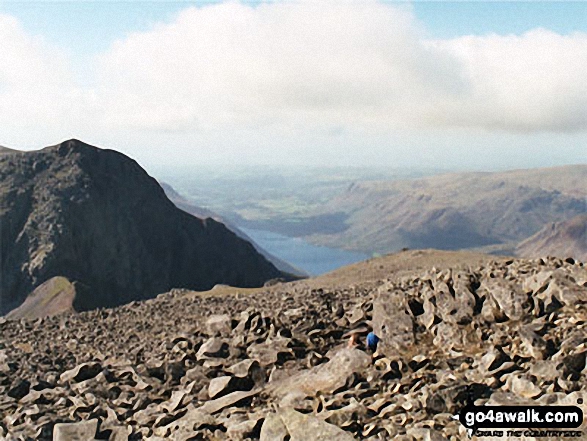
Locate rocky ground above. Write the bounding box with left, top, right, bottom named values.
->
left=1, top=252, right=586, bottom=440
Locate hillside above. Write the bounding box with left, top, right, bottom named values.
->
left=307, top=165, right=587, bottom=254
left=0, top=252, right=585, bottom=440
left=516, top=214, right=587, bottom=262
left=160, top=183, right=305, bottom=277
left=0, top=146, right=20, bottom=155
left=0, top=139, right=286, bottom=316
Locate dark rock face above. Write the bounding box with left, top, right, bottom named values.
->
left=0, top=139, right=285, bottom=314
left=160, top=182, right=306, bottom=277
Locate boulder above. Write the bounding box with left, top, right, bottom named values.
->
left=278, top=408, right=357, bottom=441
left=206, top=314, right=232, bottom=336
left=479, top=279, right=528, bottom=321
left=154, top=405, right=217, bottom=439
left=270, top=348, right=370, bottom=399
left=196, top=337, right=227, bottom=360
left=227, top=359, right=266, bottom=386
left=59, top=362, right=102, bottom=384
left=208, top=376, right=238, bottom=399
left=260, top=412, right=289, bottom=441
left=53, top=419, right=98, bottom=441
left=373, top=288, right=415, bottom=356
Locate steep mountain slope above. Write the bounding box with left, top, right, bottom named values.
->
left=4, top=277, right=77, bottom=320
left=0, top=139, right=286, bottom=315
left=308, top=165, right=587, bottom=254
left=516, top=214, right=587, bottom=261
left=160, top=183, right=306, bottom=277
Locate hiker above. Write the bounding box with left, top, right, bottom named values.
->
left=344, top=324, right=369, bottom=349
left=347, top=331, right=360, bottom=348
left=366, top=331, right=380, bottom=353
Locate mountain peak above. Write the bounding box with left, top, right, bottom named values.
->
left=1, top=141, right=288, bottom=315
left=44, top=138, right=102, bottom=157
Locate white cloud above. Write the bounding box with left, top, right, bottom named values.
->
left=0, top=2, right=586, bottom=164
left=429, top=30, right=587, bottom=132
left=0, top=14, right=93, bottom=143
left=93, top=2, right=587, bottom=134
left=95, top=2, right=462, bottom=131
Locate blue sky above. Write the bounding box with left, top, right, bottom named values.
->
left=2, top=1, right=586, bottom=57
left=413, top=2, right=587, bottom=38
left=0, top=1, right=585, bottom=169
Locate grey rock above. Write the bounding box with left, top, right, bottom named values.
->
left=373, top=288, right=415, bottom=356
left=60, top=362, right=102, bottom=384
left=206, top=314, right=232, bottom=336
left=199, top=389, right=261, bottom=415
left=270, top=348, right=370, bottom=399
left=197, top=337, right=227, bottom=360
left=278, top=408, right=357, bottom=441
left=260, top=412, right=289, bottom=441
left=1, top=255, right=586, bottom=441
left=53, top=419, right=98, bottom=441
left=208, top=376, right=237, bottom=399
left=227, top=359, right=265, bottom=386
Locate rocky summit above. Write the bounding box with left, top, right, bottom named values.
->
left=0, top=140, right=287, bottom=316
left=0, top=252, right=586, bottom=440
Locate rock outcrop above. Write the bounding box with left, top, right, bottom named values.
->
left=0, top=140, right=286, bottom=315
left=5, top=277, right=76, bottom=320
left=0, top=254, right=585, bottom=440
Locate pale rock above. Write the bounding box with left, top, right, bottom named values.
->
left=53, top=419, right=98, bottom=441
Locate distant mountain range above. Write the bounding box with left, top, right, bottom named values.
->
left=307, top=165, right=587, bottom=258
left=0, top=140, right=288, bottom=316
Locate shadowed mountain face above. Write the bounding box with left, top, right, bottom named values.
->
left=308, top=166, right=587, bottom=254
left=0, top=140, right=285, bottom=315
left=160, top=182, right=306, bottom=277
left=516, top=214, right=587, bottom=261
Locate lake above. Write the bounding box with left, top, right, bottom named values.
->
left=241, top=228, right=370, bottom=276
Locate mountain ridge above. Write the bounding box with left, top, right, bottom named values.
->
left=516, top=213, right=587, bottom=262
left=307, top=164, right=587, bottom=254
left=160, top=182, right=306, bottom=277
left=0, top=139, right=287, bottom=315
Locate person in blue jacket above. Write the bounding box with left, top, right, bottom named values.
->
left=366, top=331, right=380, bottom=353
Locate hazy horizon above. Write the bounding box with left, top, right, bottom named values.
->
left=1, top=1, right=586, bottom=170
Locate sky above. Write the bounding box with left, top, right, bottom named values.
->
left=0, top=1, right=586, bottom=171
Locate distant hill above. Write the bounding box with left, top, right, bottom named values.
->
left=160, top=182, right=306, bottom=277
left=516, top=214, right=587, bottom=262
left=0, top=139, right=287, bottom=316
left=307, top=165, right=587, bottom=254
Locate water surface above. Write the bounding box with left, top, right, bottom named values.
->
left=241, top=228, right=369, bottom=276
